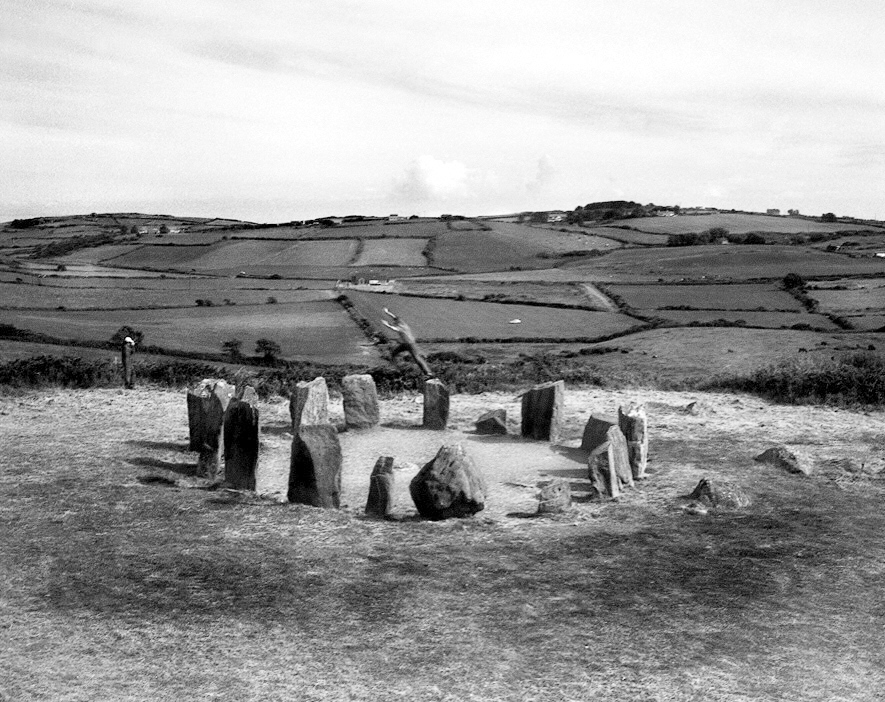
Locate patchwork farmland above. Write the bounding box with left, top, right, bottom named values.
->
left=0, top=209, right=882, bottom=377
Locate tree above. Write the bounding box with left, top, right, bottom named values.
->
left=782, top=272, right=805, bottom=290
left=159, top=223, right=170, bottom=234
left=255, top=338, right=281, bottom=361
left=110, top=326, right=144, bottom=346
left=221, top=338, right=243, bottom=361
left=821, top=213, right=837, bottom=223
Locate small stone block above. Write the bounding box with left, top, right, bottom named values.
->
left=475, top=409, right=507, bottom=435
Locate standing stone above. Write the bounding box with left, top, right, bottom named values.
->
left=423, top=378, right=450, bottom=430
left=475, top=409, right=507, bottom=435
left=290, top=377, right=329, bottom=432
left=537, top=478, right=571, bottom=514
left=288, top=424, right=342, bottom=508
left=618, top=402, right=649, bottom=480
left=410, top=444, right=486, bottom=520
left=365, top=456, right=396, bottom=518
left=192, top=379, right=235, bottom=480
left=342, top=374, right=380, bottom=429
left=521, top=380, right=565, bottom=442
left=121, top=338, right=135, bottom=389
left=587, top=426, right=633, bottom=498
left=187, top=378, right=232, bottom=451
left=687, top=477, right=751, bottom=509
left=580, top=414, right=616, bottom=453
left=223, top=386, right=260, bottom=490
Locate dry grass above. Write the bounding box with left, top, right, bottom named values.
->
left=2, top=387, right=885, bottom=701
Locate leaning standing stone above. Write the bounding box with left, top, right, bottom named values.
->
left=342, top=374, right=380, bottom=429
left=410, top=444, right=486, bottom=520
left=475, top=408, right=507, bottom=435
left=754, top=446, right=810, bottom=475
left=587, top=425, right=633, bottom=498
left=288, top=424, right=342, bottom=508
left=580, top=414, right=616, bottom=453
left=365, top=456, right=396, bottom=518
left=193, top=379, right=235, bottom=480
left=187, top=378, right=233, bottom=451
left=521, top=380, right=565, bottom=442
left=423, top=378, right=450, bottom=430
left=537, top=478, right=571, bottom=514
left=290, top=377, right=330, bottom=432
left=618, top=402, right=648, bottom=480
left=223, top=386, right=260, bottom=490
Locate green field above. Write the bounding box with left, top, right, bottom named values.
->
left=584, top=226, right=671, bottom=245
left=1, top=300, right=378, bottom=364
left=353, top=238, right=428, bottom=267
left=649, top=309, right=838, bottom=330
left=344, top=290, right=639, bottom=341
left=807, top=280, right=885, bottom=312
left=616, top=212, right=882, bottom=235
left=394, top=279, right=606, bottom=309
left=607, top=283, right=805, bottom=311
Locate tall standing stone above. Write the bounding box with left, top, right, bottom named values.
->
left=190, top=379, right=235, bottom=480
left=521, top=380, right=565, bottom=442
left=423, top=378, right=450, bottom=430
left=290, top=377, right=329, bottom=432
left=580, top=414, right=616, bottom=453
left=342, top=374, right=380, bottom=429
left=365, top=456, right=396, bottom=518
left=121, top=339, right=135, bottom=389
left=223, top=386, right=260, bottom=490
left=587, top=425, right=633, bottom=498
left=187, top=378, right=223, bottom=451
left=410, top=444, right=486, bottom=520
left=618, top=402, right=648, bottom=480
left=288, top=424, right=342, bottom=508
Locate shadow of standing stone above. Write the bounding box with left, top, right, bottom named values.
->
left=521, top=380, right=564, bottom=442
left=342, top=374, right=380, bottom=429
left=224, top=386, right=260, bottom=490
left=288, top=424, right=342, bottom=508
left=410, top=444, right=486, bottom=520
left=365, top=456, right=395, bottom=518
left=423, top=378, right=450, bottom=430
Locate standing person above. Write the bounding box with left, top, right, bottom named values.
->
left=121, top=336, right=136, bottom=389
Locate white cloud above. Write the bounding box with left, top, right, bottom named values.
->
left=393, top=155, right=472, bottom=203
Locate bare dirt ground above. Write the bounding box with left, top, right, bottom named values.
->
left=2, top=386, right=884, bottom=701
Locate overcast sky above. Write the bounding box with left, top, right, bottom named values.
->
left=2, top=0, right=884, bottom=222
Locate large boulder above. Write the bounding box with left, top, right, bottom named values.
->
left=587, top=425, right=633, bottom=498
left=223, top=386, right=260, bottom=490
left=288, top=424, right=342, bottom=508
left=410, top=444, right=486, bottom=520
left=754, top=446, right=810, bottom=475
left=475, top=408, right=507, bottom=435
left=342, top=374, right=380, bottom=429
left=365, top=456, right=395, bottom=518
left=580, top=414, right=615, bottom=453
left=187, top=378, right=235, bottom=451
left=290, top=377, right=330, bottom=432
left=537, top=478, right=571, bottom=514
left=521, top=380, right=565, bottom=442
left=422, top=378, right=450, bottom=430
left=618, top=402, right=649, bottom=480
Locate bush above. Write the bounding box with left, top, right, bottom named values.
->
left=706, top=352, right=885, bottom=407
left=782, top=272, right=805, bottom=290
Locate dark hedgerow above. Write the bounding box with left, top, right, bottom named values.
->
left=705, top=352, right=885, bottom=408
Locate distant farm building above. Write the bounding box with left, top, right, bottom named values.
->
left=547, top=212, right=566, bottom=223
left=388, top=214, right=407, bottom=222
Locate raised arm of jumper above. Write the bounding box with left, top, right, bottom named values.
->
left=382, top=308, right=434, bottom=378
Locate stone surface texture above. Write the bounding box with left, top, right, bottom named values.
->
left=290, top=377, right=330, bottom=432
left=580, top=414, right=616, bottom=453
left=754, top=446, right=810, bottom=475
left=342, top=374, right=380, bottom=429
left=688, top=477, right=751, bottom=509
left=475, top=409, right=507, bottom=435
left=289, top=424, right=342, bottom=508
left=410, top=444, right=486, bottom=520
left=223, top=386, right=260, bottom=490
left=365, top=456, right=396, bottom=517
left=587, top=425, right=633, bottom=498
left=423, top=379, right=450, bottom=430
left=537, top=478, right=571, bottom=513
left=618, top=402, right=649, bottom=480
left=521, top=380, right=565, bottom=442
